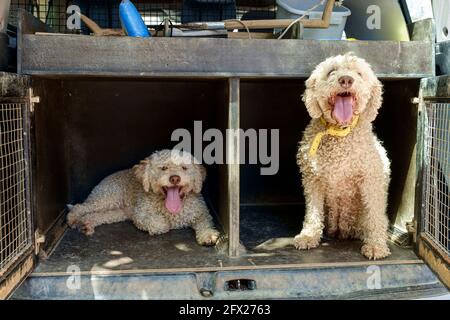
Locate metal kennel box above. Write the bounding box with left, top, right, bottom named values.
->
left=0, top=11, right=448, bottom=299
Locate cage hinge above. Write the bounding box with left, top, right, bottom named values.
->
left=34, top=230, right=46, bottom=255
left=28, top=89, right=40, bottom=113
left=411, top=96, right=424, bottom=113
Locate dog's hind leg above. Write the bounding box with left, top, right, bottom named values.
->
left=73, top=208, right=129, bottom=236
left=67, top=176, right=126, bottom=227
left=67, top=197, right=122, bottom=227
left=337, top=196, right=360, bottom=240
left=325, top=200, right=339, bottom=238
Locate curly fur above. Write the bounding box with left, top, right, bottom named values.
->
left=294, top=53, right=391, bottom=260
left=67, top=149, right=220, bottom=246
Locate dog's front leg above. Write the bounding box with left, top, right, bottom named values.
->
left=359, top=177, right=391, bottom=260
left=294, top=180, right=324, bottom=250
left=191, top=208, right=220, bottom=246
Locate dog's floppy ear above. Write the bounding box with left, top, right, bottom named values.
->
left=302, top=76, right=322, bottom=119
left=193, top=164, right=207, bottom=194
left=133, top=158, right=151, bottom=192
left=364, top=79, right=383, bottom=122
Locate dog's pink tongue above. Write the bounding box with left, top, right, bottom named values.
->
left=165, top=187, right=182, bottom=214
left=333, top=96, right=353, bottom=124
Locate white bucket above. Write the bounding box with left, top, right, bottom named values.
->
left=276, top=0, right=351, bottom=40
left=0, top=0, right=11, bottom=34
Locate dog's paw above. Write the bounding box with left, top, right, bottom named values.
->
left=66, top=214, right=77, bottom=227
left=361, top=243, right=391, bottom=260
left=294, top=234, right=320, bottom=250
left=197, top=229, right=220, bottom=246
left=75, top=221, right=95, bottom=236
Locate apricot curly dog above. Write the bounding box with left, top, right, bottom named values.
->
left=67, top=149, right=220, bottom=246
left=295, top=53, right=391, bottom=260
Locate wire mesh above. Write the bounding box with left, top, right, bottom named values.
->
left=422, top=102, right=450, bottom=256
left=9, top=0, right=276, bottom=33
left=0, top=102, right=31, bottom=277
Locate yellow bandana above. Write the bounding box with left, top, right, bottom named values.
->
left=309, top=115, right=360, bottom=156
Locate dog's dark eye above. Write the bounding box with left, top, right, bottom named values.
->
left=182, top=166, right=188, bottom=171
left=160, top=166, right=168, bottom=171
left=327, top=69, right=336, bottom=77
left=357, top=72, right=362, bottom=77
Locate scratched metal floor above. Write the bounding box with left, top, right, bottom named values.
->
left=13, top=208, right=449, bottom=300
left=31, top=206, right=419, bottom=275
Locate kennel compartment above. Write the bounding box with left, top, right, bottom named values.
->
left=29, top=77, right=235, bottom=262
left=238, top=79, right=424, bottom=262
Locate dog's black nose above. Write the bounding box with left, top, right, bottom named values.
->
left=338, top=76, right=354, bottom=89
left=169, top=175, right=181, bottom=185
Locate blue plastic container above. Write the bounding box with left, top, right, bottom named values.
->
left=119, top=0, right=150, bottom=37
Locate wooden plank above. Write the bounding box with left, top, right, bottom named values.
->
left=19, top=34, right=433, bottom=78
left=227, top=78, right=240, bottom=257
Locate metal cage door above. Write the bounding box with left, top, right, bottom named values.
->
left=418, top=76, right=450, bottom=289
left=0, top=93, right=34, bottom=299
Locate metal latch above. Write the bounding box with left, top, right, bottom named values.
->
left=411, top=96, right=424, bottom=113
left=34, top=230, right=45, bottom=255
left=224, top=279, right=256, bottom=291
left=28, top=88, right=40, bottom=113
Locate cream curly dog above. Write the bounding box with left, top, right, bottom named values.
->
left=295, top=53, right=391, bottom=260
left=67, top=149, right=220, bottom=246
